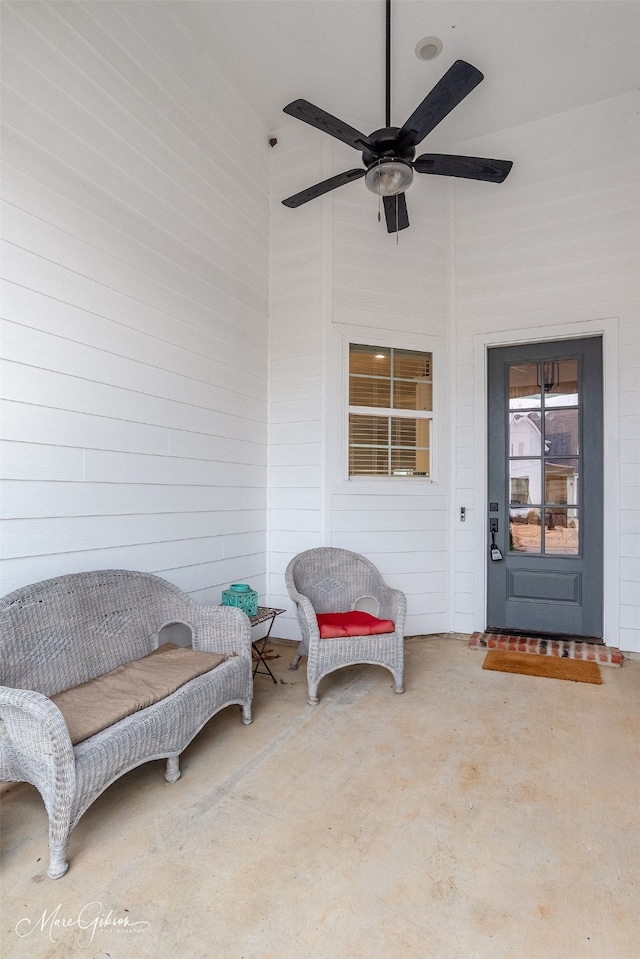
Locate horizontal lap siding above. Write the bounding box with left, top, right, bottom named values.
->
left=1, top=2, right=269, bottom=602
left=268, top=128, right=324, bottom=637
left=452, top=93, right=640, bottom=651
left=269, top=127, right=451, bottom=639
left=329, top=170, right=451, bottom=636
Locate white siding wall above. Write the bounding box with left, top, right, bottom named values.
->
left=3, top=5, right=636, bottom=652
left=0, top=2, right=270, bottom=602
left=452, top=92, right=640, bottom=652
left=269, top=130, right=451, bottom=639
left=268, top=126, right=325, bottom=631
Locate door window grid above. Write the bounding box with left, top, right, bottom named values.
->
left=507, top=359, right=580, bottom=556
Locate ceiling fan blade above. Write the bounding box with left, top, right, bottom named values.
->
left=282, top=168, right=365, bottom=208
left=414, top=154, right=513, bottom=182
left=283, top=99, right=374, bottom=152
left=397, top=60, right=484, bottom=150
left=382, top=193, right=409, bottom=233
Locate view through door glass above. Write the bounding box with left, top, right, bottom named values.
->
left=508, top=358, right=580, bottom=557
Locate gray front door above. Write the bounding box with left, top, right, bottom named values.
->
left=487, top=337, right=603, bottom=639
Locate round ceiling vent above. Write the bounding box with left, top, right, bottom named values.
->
left=415, top=36, right=443, bottom=61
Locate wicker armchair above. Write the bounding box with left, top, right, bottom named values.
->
left=285, top=547, right=406, bottom=705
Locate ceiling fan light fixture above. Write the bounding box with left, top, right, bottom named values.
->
left=364, top=159, right=414, bottom=196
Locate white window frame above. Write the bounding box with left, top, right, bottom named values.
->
left=347, top=342, right=434, bottom=481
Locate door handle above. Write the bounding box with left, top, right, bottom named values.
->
left=489, top=517, right=503, bottom=561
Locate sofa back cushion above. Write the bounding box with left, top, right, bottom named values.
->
left=0, top=570, right=202, bottom=695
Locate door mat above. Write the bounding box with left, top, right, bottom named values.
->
left=483, top=649, right=602, bottom=684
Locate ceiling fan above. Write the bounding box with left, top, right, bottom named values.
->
left=281, top=0, right=513, bottom=233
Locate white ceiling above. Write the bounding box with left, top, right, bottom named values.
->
left=173, top=0, right=640, bottom=150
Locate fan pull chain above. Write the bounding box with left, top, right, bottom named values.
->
left=377, top=159, right=382, bottom=222
left=396, top=194, right=399, bottom=245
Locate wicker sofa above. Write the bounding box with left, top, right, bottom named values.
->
left=0, top=569, right=253, bottom=879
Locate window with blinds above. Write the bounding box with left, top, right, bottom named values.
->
left=348, top=343, right=433, bottom=477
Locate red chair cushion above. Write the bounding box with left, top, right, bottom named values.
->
left=316, top=611, right=395, bottom=639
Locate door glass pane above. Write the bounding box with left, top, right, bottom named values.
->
left=510, top=507, right=541, bottom=553
left=503, top=352, right=585, bottom=559
left=543, top=358, right=579, bottom=408
left=509, top=363, right=541, bottom=409
left=510, top=459, right=540, bottom=505
left=510, top=411, right=542, bottom=456
left=545, top=460, right=579, bottom=505
left=544, top=509, right=579, bottom=555
left=545, top=409, right=579, bottom=456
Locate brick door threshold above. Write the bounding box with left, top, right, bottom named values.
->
left=469, top=632, right=623, bottom=667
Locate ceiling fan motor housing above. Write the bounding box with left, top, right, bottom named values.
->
left=361, top=127, right=416, bottom=168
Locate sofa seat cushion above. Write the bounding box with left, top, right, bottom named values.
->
left=316, top=611, right=395, bottom=639
left=51, top=643, right=226, bottom=745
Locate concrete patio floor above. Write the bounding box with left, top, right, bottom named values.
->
left=2, top=635, right=639, bottom=959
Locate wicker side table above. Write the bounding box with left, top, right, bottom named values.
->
left=249, top=607, right=285, bottom=683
